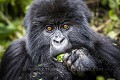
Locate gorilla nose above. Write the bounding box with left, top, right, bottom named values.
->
left=53, top=38, right=65, bottom=44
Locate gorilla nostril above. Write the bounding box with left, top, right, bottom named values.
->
left=55, top=36, right=58, bottom=38
left=53, top=38, right=65, bottom=44
left=60, top=38, right=65, bottom=43
left=54, top=40, right=59, bottom=43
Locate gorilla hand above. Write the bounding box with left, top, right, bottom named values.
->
left=63, top=48, right=96, bottom=76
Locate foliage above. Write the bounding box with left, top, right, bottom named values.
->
left=103, top=0, right=120, bottom=40
left=100, top=0, right=120, bottom=21
left=56, top=53, right=65, bottom=62
left=0, top=0, right=32, bottom=59
left=92, top=0, right=120, bottom=43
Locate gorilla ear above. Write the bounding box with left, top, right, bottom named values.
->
left=23, top=10, right=31, bottom=28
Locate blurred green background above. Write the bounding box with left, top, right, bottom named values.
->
left=0, top=0, right=120, bottom=79
left=0, top=0, right=32, bottom=59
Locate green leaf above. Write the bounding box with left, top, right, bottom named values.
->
left=109, top=0, right=116, bottom=9
left=56, top=53, right=65, bottom=62
left=96, top=76, right=105, bottom=80
left=109, top=10, right=119, bottom=20
left=101, top=0, right=108, bottom=6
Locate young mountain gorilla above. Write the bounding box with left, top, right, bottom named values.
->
left=0, top=0, right=120, bottom=80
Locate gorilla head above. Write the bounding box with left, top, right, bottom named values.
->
left=24, top=0, right=95, bottom=63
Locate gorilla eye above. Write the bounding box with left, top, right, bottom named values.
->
left=46, top=26, right=54, bottom=31
left=63, top=25, right=70, bottom=30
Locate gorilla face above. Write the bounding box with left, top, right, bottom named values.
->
left=48, top=28, right=72, bottom=56
left=25, top=0, right=96, bottom=69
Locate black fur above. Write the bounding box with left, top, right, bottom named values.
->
left=0, top=0, right=120, bottom=80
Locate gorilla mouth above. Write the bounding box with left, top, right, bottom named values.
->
left=53, top=48, right=86, bottom=62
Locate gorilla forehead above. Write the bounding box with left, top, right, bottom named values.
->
left=29, top=0, right=87, bottom=24
left=24, top=0, right=92, bottom=29
left=31, top=0, right=76, bottom=17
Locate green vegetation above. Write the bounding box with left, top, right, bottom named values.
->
left=56, top=53, right=65, bottom=62
left=96, top=76, right=105, bottom=80
left=0, top=0, right=32, bottom=59
left=91, top=0, right=120, bottom=41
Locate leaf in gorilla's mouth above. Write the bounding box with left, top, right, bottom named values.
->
left=54, top=53, right=65, bottom=62
left=54, top=48, right=86, bottom=62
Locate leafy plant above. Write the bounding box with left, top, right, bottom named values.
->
left=108, top=0, right=120, bottom=20
left=0, top=0, right=32, bottom=59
